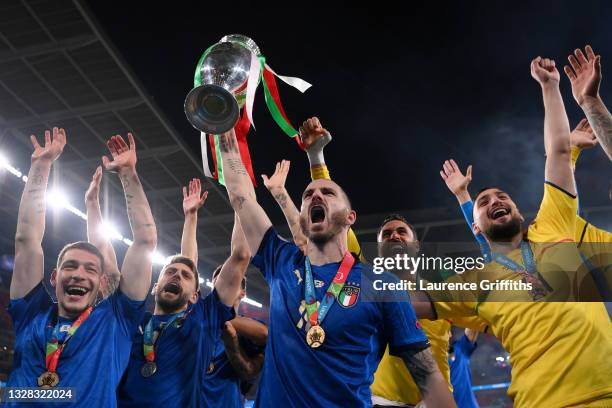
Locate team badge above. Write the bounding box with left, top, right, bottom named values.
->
left=338, top=285, right=360, bottom=308
left=314, top=280, right=325, bottom=288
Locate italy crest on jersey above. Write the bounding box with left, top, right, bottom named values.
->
left=338, top=285, right=360, bottom=308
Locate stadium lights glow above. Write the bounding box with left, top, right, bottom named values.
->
left=1, top=149, right=263, bottom=308
left=100, top=222, right=123, bottom=241
left=205, top=279, right=263, bottom=308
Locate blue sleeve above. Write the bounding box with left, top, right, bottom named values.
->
left=460, top=200, right=491, bottom=262
left=456, top=335, right=477, bottom=358
left=200, top=290, right=236, bottom=340
left=251, top=227, right=302, bottom=283
left=8, top=282, right=52, bottom=334
left=379, top=275, right=429, bottom=355
left=110, top=289, right=146, bottom=338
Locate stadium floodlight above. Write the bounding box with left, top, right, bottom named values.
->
left=0, top=153, right=23, bottom=178
left=205, top=279, right=262, bottom=308
left=198, top=276, right=205, bottom=284
left=100, top=222, right=124, bottom=241
left=150, top=251, right=167, bottom=265
left=46, top=189, right=70, bottom=210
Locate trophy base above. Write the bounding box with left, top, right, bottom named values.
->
left=184, top=84, right=239, bottom=134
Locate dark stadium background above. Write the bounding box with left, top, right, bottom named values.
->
left=1, top=1, right=610, bottom=406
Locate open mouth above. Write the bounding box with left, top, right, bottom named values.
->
left=310, top=205, right=326, bottom=224
left=163, top=282, right=181, bottom=295
left=490, top=206, right=510, bottom=220
left=65, top=285, right=89, bottom=298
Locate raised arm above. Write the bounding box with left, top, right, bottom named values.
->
left=181, top=178, right=208, bottom=264
left=230, top=316, right=268, bottom=346
left=399, top=348, right=456, bottom=407
left=440, top=159, right=472, bottom=205
left=85, top=165, right=120, bottom=298
left=221, top=321, right=264, bottom=381
left=262, top=160, right=307, bottom=251
left=564, top=45, right=612, bottom=161
left=218, top=129, right=272, bottom=255
left=531, top=56, right=576, bottom=195
left=214, top=213, right=251, bottom=306
left=102, top=133, right=157, bottom=301
left=11, top=128, right=66, bottom=299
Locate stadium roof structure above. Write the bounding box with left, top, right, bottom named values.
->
left=0, top=0, right=610, bottom=309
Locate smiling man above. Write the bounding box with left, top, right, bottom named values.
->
left=413, top=56, right=612, bottom=407
left=7, top=130, right=156, bottom=407
left=217, top=129, right=455, bottom=408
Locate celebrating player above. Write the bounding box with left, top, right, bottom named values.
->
left=218, top=128, right=455, bottom=407
left=7, top=130, right=156, bottom=407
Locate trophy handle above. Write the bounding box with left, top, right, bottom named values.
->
left=184, top=84, right=240, bottom=134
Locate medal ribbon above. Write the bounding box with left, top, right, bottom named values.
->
left=142, top=311, right=187, bottom=363
left=304, top=252, right=355, bottom=327
left=492, top=241, right=552, bottom=292
left=45, top=306, right=93, bottom=373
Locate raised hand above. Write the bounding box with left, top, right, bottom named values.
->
left=102, top=133, right=137, bottom=173
left=30, top=127, right=66, bottom=163
left=85, top=166, right=103, bottom=204
left=261, top=160, right=290, bottom=193
left=440, top=159, right=472, bottom=201
left=564, top=45, right=602, bottom=106
left=570, top=118, right=598, bottom=150
left=531, top=56, right=561, bottom=86
left=298, top=117, right=332, bottom=151
left=182, top=178, right=208, bottom=215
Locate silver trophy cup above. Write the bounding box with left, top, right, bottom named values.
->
left=185, top=34, right=261, bottom=134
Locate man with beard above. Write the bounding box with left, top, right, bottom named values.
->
left=414, top=57, right=612, bottom=407
left=117, top=178, right=246, bottom=408
left=371, top=214, right=454, bottom=408
left=217, top=129, right=455, bottom=407
left=7, top=130, right=156, bottom=407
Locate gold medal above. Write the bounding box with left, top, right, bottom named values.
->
left=37, top=371, right=60, bottom=388
left=140, top=361, right=158, bottom=377
left=306, top=325, right=325, bottom=348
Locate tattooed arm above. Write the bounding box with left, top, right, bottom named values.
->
left=222, top=321, right=264, bottom=381
left=400, top=348, right=456, bottom=407
left=215, top=213, right=251, bottom=306
left=217, top=129, right=272, bottom=255
left=262, top=160, right=307, bottom=251
left=103, top=133, right=157, bottom=301
left=85, top=166, right=120, bottom=298
left=11, top=128, right=66, bottom=299
left=564, top=45, right=612, bottom=161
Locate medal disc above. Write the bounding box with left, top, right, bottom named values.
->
left=306, top=325, right=325, bottom=348
left=37, top=371, right=60, bottom=388
left=140, top=361, right=158, bottom=377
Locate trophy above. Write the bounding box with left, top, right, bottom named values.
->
left=186, top=34, right=311, bottom=186
left=184, top=34, right=260, bottom=135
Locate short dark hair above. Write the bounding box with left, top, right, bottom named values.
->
left=378, top=214, right=418, bottom=240
left=57, top=242, right=104, bottom=274
left=162, top=255, right=199, bottom=291
left=473, top=186, right=498, bottom=204
left=212, top=264, right=247, bottom=290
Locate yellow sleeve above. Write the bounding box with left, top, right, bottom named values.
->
left=347, top=228, right=365, bottom=262
left=310, top=164, right=331, bottom=181
left=570, top=146, right=581, bottom=170
left=432, top=301, right=488, bottom=332
left=576, top=216, right=612, bottom=245
left=528, top=183, right=578, bottom=243
left=575, top=216, right=612, bottom=277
